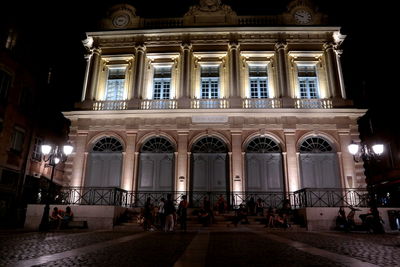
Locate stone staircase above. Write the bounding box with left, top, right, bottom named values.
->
left=113, top=209, right=306, bottom=232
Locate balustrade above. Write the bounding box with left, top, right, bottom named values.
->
left=93, top=100, right=128, bottom=110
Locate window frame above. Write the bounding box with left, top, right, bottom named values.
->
left=105, top=67, right=126, bottom=101
left=10, top=126, right=25, bottom=153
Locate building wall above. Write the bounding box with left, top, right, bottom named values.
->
left=64, top=0, right=366, bottom=193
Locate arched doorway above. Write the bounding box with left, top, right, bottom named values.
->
left=85, top=136, right=123, bottom=187
left=137, top=136, right=175, bottom=191
left=245, top=136, right=284, bottom=192
left=299, top=137, right=340, bottom=188
left=191, top=136, right=228, bottom=191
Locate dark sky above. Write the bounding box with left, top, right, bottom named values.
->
left=1, top=0, right=396, bottom=114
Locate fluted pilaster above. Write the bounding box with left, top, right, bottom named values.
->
left=133, top=44, right=147, bottom=99
left=323, top=42, right=342, bottom=99
left=179, top=42, right=192, bottom=108
left=85, top=48, right=101, bottom=101
left=228, top=41, right=240, bottom=98
left=275, top=42, right=289, bottom=98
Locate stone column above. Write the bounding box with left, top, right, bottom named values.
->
left=228, top=41, right=241, bottom=108
left=282, top=152, right=289, bottom=196
left=85, top=48, right=101, bottom=101
left=81, top=53, right=92, bottom=102
left=179, top=42, right=192, bottom=108
left=231, top=131, right=243, bottom=192
left=176, top=131, right=189, bottom=192
left=284, top=129, right=300, bottom=192
left=70, top=131, right=88, bottom=187
left=338, top=130, right=357, bottom=188
left=130, top=44, right=146, bottom=109
left=121, top=132, right=137, bottom=191
left=275, top=42, right=293, bottom=108
left=132, top=152, right=139, bottom=192
left=186, top=152, right=192, bottom=192
left=323, top=42, right=342, bottom=99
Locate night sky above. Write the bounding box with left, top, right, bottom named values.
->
left=0, top=0, right=396, bottom=115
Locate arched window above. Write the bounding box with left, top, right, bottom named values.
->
left=246, top=136, right=281, bottom=153
left=141, top=136, right=175, bottom=153
left=192, top=136, right=227, bottom=153
left=299, top=137, right=333, bottom=153
left=92, top=137, right=123, bottom=152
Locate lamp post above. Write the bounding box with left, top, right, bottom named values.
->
left=348, top=141, right=385, bottom=233
left=38, top=143, right=73, bottom=231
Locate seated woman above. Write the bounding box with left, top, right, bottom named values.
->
left=49, top=207, right=62, bottom=229
left=60, top=206, right=74, bottom=229
left=336, top=206, right=347, bottom=230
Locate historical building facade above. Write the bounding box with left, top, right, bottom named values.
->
left=63, top=0, right=366, bottom=205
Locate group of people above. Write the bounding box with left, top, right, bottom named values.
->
left=336, top=206, right=385, bottom=233
left=49, top=206, right=74, bottom=229
left=141, top=193, right=188, bottom=232
left=140, top=195, right=294, bottom=230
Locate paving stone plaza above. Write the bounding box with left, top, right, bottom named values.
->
left=1, top=225, right=399, bottom=267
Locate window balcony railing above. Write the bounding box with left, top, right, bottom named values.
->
left=140, top=99, right=178, bottom=110
left=191, top=98, right=229, bottom=109
left=242, top=98, right=282, bottom=109
left=93, top=100, right=128, bottom=111
left=295, top=98, right=333, bottom=109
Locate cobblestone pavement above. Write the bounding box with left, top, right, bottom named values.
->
left=277, top=231, right=400, bottom=266
left=36, top=232, right=196, bottom=267
left=1, top=228, right=399, bottom=266
left=0, top=230, right=139, bottom=266
left=206, top=231, right=345, bottom=267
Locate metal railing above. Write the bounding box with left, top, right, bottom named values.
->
left=242, top=98, right=282, bottom=109
left=291, top=188, right=369, bottom=208
left=42, top=187, right=370, bottom=209
left=93, top=100, right=128, bottom=110
left=294, top=98, right=333, bottom=109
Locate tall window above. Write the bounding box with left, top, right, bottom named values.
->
left=0, top=69, right=11, bottom=101
left=153, top=67, right=171, bottom=99
left=201, top=66, right=219, bottom=99
left=249, top=65, right=268, bottom=98
left=10, top=127, right=25, bottom=153
left=105, top=68, right=125, bottom=100
left=32, top=137, right=42, bottom=161
left=298, top=65, right=319, bottom=99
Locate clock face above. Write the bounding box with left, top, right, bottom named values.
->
left=294, top=9, right=312, bottom=24
left=113, top=14, right=129, bottom=27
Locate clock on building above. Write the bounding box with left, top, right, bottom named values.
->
left=293, top=9, right=312, bottom=24
left=112, top=14, right=130, bottom=27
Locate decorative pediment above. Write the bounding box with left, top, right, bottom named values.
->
left=184, top=0, right=237, bottom=26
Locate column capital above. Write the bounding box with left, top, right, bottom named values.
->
left=135, top=44, right=146, bottom=53
left=228, top=41, right=240, bottom=50
left=323, top=42, right=335, bottom=51
left=92, top=47, right=102, bottom=55
left=275, top=42, right=287, bottom=51
left=181, top=42, right=192, bottom=51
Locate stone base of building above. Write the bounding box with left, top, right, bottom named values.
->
left=24, top=204, right=128, bottom=230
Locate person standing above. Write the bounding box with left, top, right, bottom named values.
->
left=158, top=198, right=165, bottom=230
left=143, top=197, right=153, bottom=231
left=178, top=195, right=189, bottom=232
left=164, top=194, right=176, bottom=232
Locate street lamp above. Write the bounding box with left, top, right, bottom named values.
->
left=348, top=142, right=384, bottom=162
left=348, top=141, right=385, bottom=233
left=38, top=143, right=73, bottom=231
